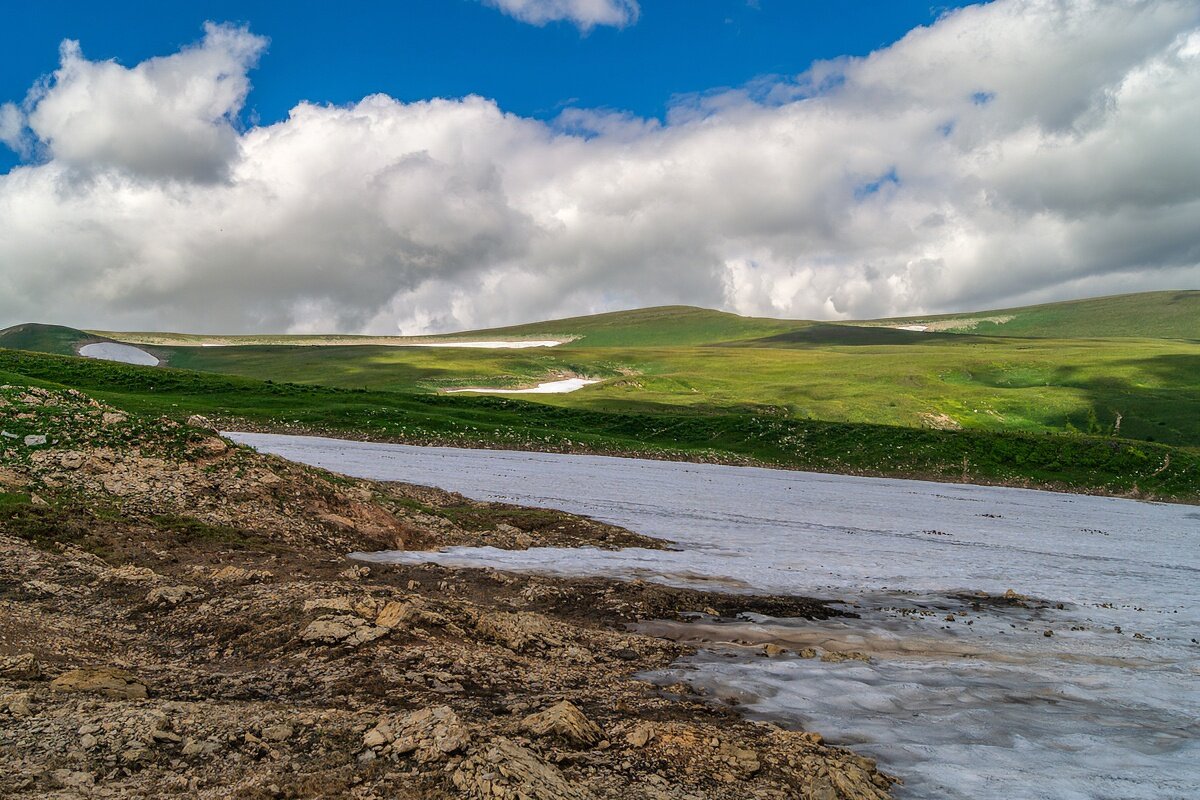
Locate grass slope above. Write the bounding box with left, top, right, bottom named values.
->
left=2, top=348, right=1196, bottom=502
left=447, top=305, right=807, bottom=347
left=132, top=333, right=1200, bottom=448
left=870, top=291, right=1200, bottom=340
left=0, top=323, right=100, bottom=356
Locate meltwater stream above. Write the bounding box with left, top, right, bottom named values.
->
left=228, top=432, right=1199, bottom=799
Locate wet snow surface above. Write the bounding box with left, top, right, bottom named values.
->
left=443, top=378, right=598, bottom=394
left=228, top=433, right=1199, bottom=799
left=78, top=342, right=159, bottom=366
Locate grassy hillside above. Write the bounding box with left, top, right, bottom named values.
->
left=133, top=333, right=1200, bottom=448
left=2, top=347, right=1196, bottom=502
left=0, top=323, right=100, bottom=356
left=9, top=292, right=1196, bottom=448
left=447, top=305, right=807, bottom=347
left=95, top=306, right=805, bottom=348
left=869, top=291, right=1200, bottom=340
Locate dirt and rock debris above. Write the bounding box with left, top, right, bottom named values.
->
left=1, top=385, right=896, bottom=798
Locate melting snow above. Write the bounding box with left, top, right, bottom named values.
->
left=443, top=378, right=598, bottom=394
left=226, top=433, right=1200, bottom=800
left=78, top=343, right=160, bottom=366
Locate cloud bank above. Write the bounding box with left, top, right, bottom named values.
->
left=1, top=1, right=1198, bottom=334
left=481, top=0, right=640, bottom=30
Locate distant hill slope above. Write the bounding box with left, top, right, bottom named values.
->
left=52, top=291, right=1199, bottom=349
left=869, top=291, right=1200, bottom=340
left=454, top=305, right=806, bottom=347
left=0, top=323, right=101, bottom=356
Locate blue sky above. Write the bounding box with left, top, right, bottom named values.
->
left=1, top=0, right=1196, bottom=334
left=0, top=1, right=975, bottom=172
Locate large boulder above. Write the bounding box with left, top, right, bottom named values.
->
left=363, top=705, right=471, bottom=762
left=521, top=700, right=603, bottom=747
left=50, top=667, right=147, bottom=700
left=452, top=737, right=591, bottom=800
left=300, top=614, right=388, bottom=647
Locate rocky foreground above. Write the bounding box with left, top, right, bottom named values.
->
left=0, top=385, right=896, bottom=799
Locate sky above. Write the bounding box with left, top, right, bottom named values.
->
left=1, top=0, right=1198, bottom=334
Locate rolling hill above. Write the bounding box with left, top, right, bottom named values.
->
left=0, top=323, right=101, bottom=356
left=3, top=291, right=1197, bottom=460
left=866, top=290, right=1200, bottom=340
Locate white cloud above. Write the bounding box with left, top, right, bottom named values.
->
left=481, top=0, right=640, bottom=30
left=0, top=103, right=27, bottom=155
left=23, top=22, right=266, bottom=182
left=0, top=1, right=1198, bottom=335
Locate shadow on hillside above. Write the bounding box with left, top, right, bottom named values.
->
left=1025, top=354, right=1200, bottom=447
left=732, top=323, right=990, bottom=348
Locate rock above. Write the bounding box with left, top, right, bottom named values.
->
left=0, top=466, right=24, bottom=488
left=198, top=437, right=228, bottom=455
left=729, top=746, right=760, bottom=775
left=338, top=565, right=371, bottom=580
left=797, top=647, right=818, bottom=659
left=0, top=653, right=41, bottom=680
left=105, top=564, right=161, bottom=582
left=181, top=737, right=221, bottom=756
left=452, top=737, right=590, bottom=800
left=50, top=770, right=95, bottom=790
left=819, top=650, right=872, bottom=664
left=474, top=611, right=562, bottom=652
left=301, top=614, right=388, bottom=647
left=187, top=414, right=216, bottom=430
left=101, top=411, right=128, bottom=426
left=521, top=700, right=604, bottom=747
left=375, top=600, right=418, bottom=629
left=625, top=721, right=655, bottom=748
left=3, top=691, right=33, bottom=717
left=23, top=434, right=46, bottom=447
left=210, top=565, right=272, bottom=583
left=261, top=723, right=294, bottom=742
left=363, top=727, right=389, bottom=748
left=50, top=667, right=148, bottom=699
left=372, top=597, right=450, bottom=630
left=364, top=705, right=470, bottom=762
left=146, top=584, right=204, bottom=606
left=22, top=579, right=65, bottom=596
left=59, top=451, right=85, bottom=469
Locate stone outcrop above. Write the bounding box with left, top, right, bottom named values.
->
left=49, top=668, right=147, bottom=700
left=520, top=700, right=604, bottom=747
left=363, top=705, right=471, bottom=762
left=452, top=737, right=591, bottom=800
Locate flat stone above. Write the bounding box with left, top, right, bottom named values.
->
left=50, top=667, right=148, bottom=700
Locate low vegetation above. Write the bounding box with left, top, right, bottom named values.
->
left=2, top=347, right=1196, bottom=501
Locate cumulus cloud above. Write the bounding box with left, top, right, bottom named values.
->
left=0, top=1, right=1198, bottom=335
left=20, top=22, right=266, bottom=182
left=481, top=0, right=640, bottom=30
left=0, top=103, right=28, bottom=155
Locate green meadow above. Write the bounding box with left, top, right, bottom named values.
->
left=2, top=290, right=1197, bottom=501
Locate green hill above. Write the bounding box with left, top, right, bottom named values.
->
left=0, top=323, right=100, bottom=356
left=453, top=305, right=806, bottom=347
left=869, top=291, right=1200, bottom=340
